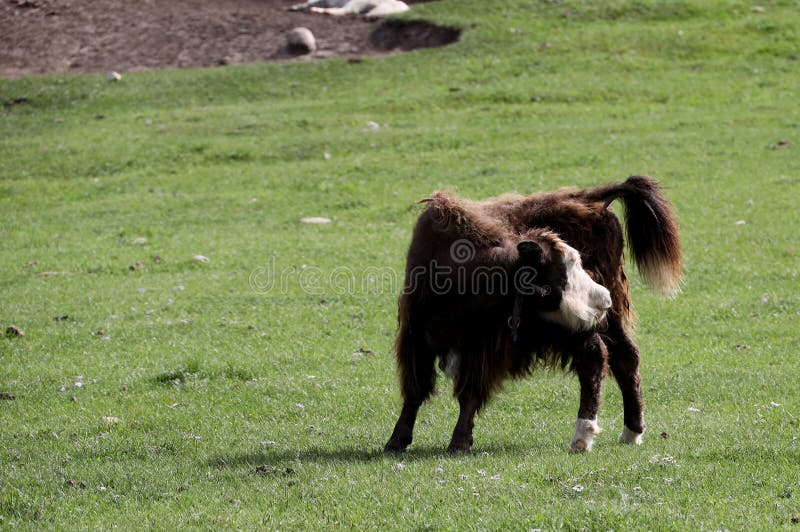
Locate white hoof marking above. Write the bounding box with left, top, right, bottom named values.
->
left=618, top=426, right=644, bottom=445
left=569, top=417, right=601, bottom=453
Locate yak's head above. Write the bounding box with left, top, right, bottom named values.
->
left=516, top=231, right=612, bottom=332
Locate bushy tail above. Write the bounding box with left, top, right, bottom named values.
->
left=588, top=176, right=683, bottom=296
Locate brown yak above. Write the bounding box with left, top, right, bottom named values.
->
left=384, top=176, right=682, bottom=453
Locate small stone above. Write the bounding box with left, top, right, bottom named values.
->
left=105, top=71, right=122, bottom=81
left=366, top=121, right=380, bottom=131
left=130, top=262, right=144, bottom=271
left=101, top=416, right=121, bottom=424
left=192, top=255, right=209, bottom=263
left=0, top=392, right=16, bottom=400
left=132, top=237, right=147, bottom=245
left=287, top=27, right=317, bottom=54
left=300, top=217, right=331, bottom=224
left=660, top=431, right=669, bottom=439
left=5, top=325, right=24, bottom=338
left=750, top=5, right=765, bottom=13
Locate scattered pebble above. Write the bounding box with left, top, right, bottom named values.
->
left=734, top=220, right=746, bottom=226
left=300, top=217, right=331, bottom=224
left=192, top=255, right=209, bottom=263
left=5, top=325, right=24, bottom=338
left=366, top=121, right=380, bottom=131
left=101, top=416, right=121, bottom=424
left=323, top=152, right=331, bottom=160
left=105, top=71, right=122, bottom=81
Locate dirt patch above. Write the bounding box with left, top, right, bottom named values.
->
left=0, top=0, right=460, bottom=77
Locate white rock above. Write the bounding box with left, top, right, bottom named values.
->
left=287, top=27, right=317, bottom=54
left=192, top=255, right=210, bottom=263
left=105, top=71, right=122, bottom=82
left=300, top=217, right=331, bottom=224
left=366, top=121, right=380, bottom=131
left=132, top=237, right=147, bottom=245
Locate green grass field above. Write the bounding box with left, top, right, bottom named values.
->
left=2, top=0, right=799, bottom=528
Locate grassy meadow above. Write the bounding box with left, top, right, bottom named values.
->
left=1, top=0, right=799, bottom=528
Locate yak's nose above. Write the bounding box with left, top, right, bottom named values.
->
left=595, top=289, right=612, bottom=311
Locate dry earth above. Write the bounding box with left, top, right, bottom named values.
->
left=0, top=0, right=459, bottom=77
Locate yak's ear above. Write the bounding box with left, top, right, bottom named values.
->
left=517, top=240, right=544, bottom=263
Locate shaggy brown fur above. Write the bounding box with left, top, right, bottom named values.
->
left=384, top=176, right=682, bottom=453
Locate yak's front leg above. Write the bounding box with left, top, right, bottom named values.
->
left=569, top=333, right=608, bottom=452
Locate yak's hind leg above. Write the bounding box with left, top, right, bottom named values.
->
left=569, top=333, right=609, bottom=452
left=605, top=320, right=646, bottom=444
left=447, top=373, right=482, bottom=454
left=384, top=327, right=437, bottom=453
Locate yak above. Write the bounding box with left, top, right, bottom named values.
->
left=384, top=176, right=682, bottom=453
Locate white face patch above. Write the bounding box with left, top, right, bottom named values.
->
left=569, top=417, right=602, bottom=453
left=539, top=243, right=612, bottom=332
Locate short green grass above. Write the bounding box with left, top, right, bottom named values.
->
left=2, top=0, right=799, bottom=528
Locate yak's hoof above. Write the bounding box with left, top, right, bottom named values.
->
left=384, top=438, right=410, bottom=453
left=618, top=426, right=644, bottom=445
left=569, top=418, right=601, bottom=453
left=447, top=442, right=472, bottom=454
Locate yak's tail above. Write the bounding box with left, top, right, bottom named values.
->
left=587, top=175, right=683, bottom=297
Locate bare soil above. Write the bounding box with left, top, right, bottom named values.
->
left=0, top=0, right=460, bottom=77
